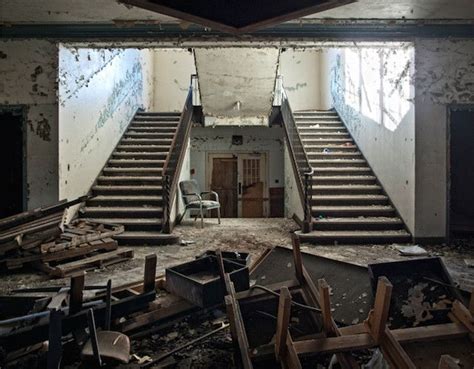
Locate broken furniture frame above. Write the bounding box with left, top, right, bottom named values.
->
left=223, top=235, right=474, bottom=369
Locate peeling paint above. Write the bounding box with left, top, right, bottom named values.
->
left=36, top=115, right=51, bottom=141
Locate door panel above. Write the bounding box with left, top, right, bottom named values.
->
left=211, top=158, right=238, bottom=217
left=240, top=156, right=265, bottom=218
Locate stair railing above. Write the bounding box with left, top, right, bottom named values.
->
left=280, top=87, right=314, bottom=233
left=161, top=76, right=196, bottom=233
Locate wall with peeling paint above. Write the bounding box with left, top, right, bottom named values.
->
left=414, top=39, right=474, bottom=239
left=153, top=49, right=196, bottom=112
left=0, top=40, right=59, bottom=209
left=280, top=49, right=323, bottom=111
left=194, top=48, right=280, bottom=126
left=189, top=125, right=285, bottom=193
left=327, top=44, right=416, bottom=233
left=284, top=143, right=304, bottom=219
left=58, top=46, right=154, bottom=212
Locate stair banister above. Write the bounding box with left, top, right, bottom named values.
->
left=279, top=83, right=314, bottom=233
left=161, top=75, right=196, bottom=233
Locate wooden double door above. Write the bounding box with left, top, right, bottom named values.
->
left=209, top=153, right=268, bottom=218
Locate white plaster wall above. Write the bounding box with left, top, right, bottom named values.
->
left=171, top=138, right=192, bottom=224
left=189, top=126, right=285, bottom=191
left=58, top=47, right=154, bottom=215
left=414, top=39, right=474, bottom=239
left=194, top=48, right=280, bottom=126
left=153, top=49, right=196, bottom=112
left=284, top=143, right=305, bottom=220
left=0, top=40, right=59, bottom=209
left=327, top=44, right=416, bottom=233
left=280, top=49, right=322, bottom=111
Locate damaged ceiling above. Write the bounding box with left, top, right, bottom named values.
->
left=118, top=0, right=355, bottom=33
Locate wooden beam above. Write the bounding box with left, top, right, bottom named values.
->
left=47, top=309, right=63, bottom=369
left=368, top=276, right=393, bottom=343
left=143, top=254, right=157, bottom=293
left=275, top=287, right=292, bottom=361
left=69, top=272, right=85, bottom=315
left=438, top=355, right=461, bottom=369
left=379, top=328, right=416, bottom=369
left=285, top=334, right=302, bottom=369
left=291, top=234, right=303, bottom=283
left=318, top=279, right=334, bottom=335
left=451, top=300, right=474, bottom=333
left=293, top=333, right=375, bottom=355
left=391, top=323, right=469, bottom=343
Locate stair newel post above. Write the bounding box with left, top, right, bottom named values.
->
left=162, top=174, right=171, bottom=234
left=303, top=171, right=313, bottom=233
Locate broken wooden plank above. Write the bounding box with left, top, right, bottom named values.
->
left=144, top=254, right=157, bottom=293
left=275, top=287, right=292, bottom=361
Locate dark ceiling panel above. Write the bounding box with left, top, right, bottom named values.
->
left=120, top=0, right=355, bottom=33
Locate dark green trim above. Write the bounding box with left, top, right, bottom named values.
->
left=1, top=22, right=474, bottom=40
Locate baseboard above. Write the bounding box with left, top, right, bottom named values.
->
left=413, top=236, right=447, bottom=245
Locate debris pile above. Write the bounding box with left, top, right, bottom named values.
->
left=0, top=197, right=131, bottom=277
left=0, top=239, right=472, bottom=369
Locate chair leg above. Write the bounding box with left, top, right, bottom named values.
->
left=199, top=206, right=204, bottom=228
left=217, top=207, right=221, bottom=225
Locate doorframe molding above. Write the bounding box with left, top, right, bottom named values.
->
left=206, top=151, right=270, bottom=217
left=0, top=104, right=28, bottom=213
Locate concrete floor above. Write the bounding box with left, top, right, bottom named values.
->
left=1, top=218, right=473, bottom=296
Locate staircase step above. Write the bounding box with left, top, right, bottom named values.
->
left=108, top=159, right=166, bottom=167
left=116, top=145, right=171, bottom=152
left=97, top=176, right=162, bottom=185
left=124, top=131, right=176, bottom=138
left=86, top=217, right=163, bottom=232
left=82, top=206, right=163, bottom=218
left=302, top=138, right=354, bottom=144
left=307, top=152, right=362, bottom=159
left=312, top=217, right=404, bottom=231
left=134, top=116, right=180, bottom=122
left=103, top=167, right=163, bottom=176
left=313, top=167, right=372, bottom=176
left=136, top=112, right=180, bottom=117
left=120, top=138, right=173, bottom=145
left=297, top=127, right=347, bottom=132
left=114, top=231, right=179, bottom=246
left=92, top=185, right=162, bottom=196
left=300, top=132, right=350, bottom=139
left=304, top=145, right=358, bottom=152
left=309, top=159, right=367, bottom=167
left=296, top=229, right=411, bottom=245
left=88, top=195, right=163, bottom=206
left=312, top=205, right=395, bottom=217
left=312, top=176, right=377, bottom=185
left=312, top=185, right=383, bottom=195
left=311, top=195, right=388, bottom=206
left=129, top=122, right=179, bottom=129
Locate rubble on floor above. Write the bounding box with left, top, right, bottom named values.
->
left=0, top=235, right=472, bottom=369
left=0, top=197, right=133, bottom=278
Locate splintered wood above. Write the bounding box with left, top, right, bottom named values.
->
left=223, top=238, right=474, bottom=369
left=0, top=197, right=129, bottom=277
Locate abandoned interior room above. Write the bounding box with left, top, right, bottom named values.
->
left=1, top=0, right=474, bottom=368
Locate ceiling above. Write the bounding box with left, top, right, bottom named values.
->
left=1, top=0, right=473, bottom=24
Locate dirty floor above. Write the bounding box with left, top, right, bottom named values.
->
left=1, top=218, right=473, bottom=295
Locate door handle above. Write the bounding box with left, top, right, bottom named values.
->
left=238, top=182, right=242, bottom=195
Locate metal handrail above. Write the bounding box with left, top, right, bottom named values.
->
left=280, top=89, right=314, bottom=233
left=161, top=77, right=196, bottom=233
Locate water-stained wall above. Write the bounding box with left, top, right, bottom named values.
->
left=152, top=49, right=196, bottom=112
left=194, top=48, right=280, bottom=126
left=58, top=46, right=154, bottom=213
left=414, top=39, right=474, bottom=239
left=279, top=49, right=324, bottom=111
left=0, top=40, right=59, bottom=209
left=326, top=44, right=416, bottom=233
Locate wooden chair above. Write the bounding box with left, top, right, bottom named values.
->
left=179, top=180, right=221, bottom=228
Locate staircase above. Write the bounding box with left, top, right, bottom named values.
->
left=294, top=110, right=411, bottom=245
left=81, top=111, right=181, bottom=245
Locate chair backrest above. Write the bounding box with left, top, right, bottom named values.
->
left=179, top=180, right=201, bottom=205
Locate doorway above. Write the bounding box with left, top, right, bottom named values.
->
left=449, top=106, right=474, bottom=234
left=0, top=107, right=26, bottom=218
left=208, top=153, right=268, bottom=218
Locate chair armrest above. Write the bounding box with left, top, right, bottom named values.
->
left=201, top=191, right=219, bottom=203
left=183, top=193, right=202, bottom=201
